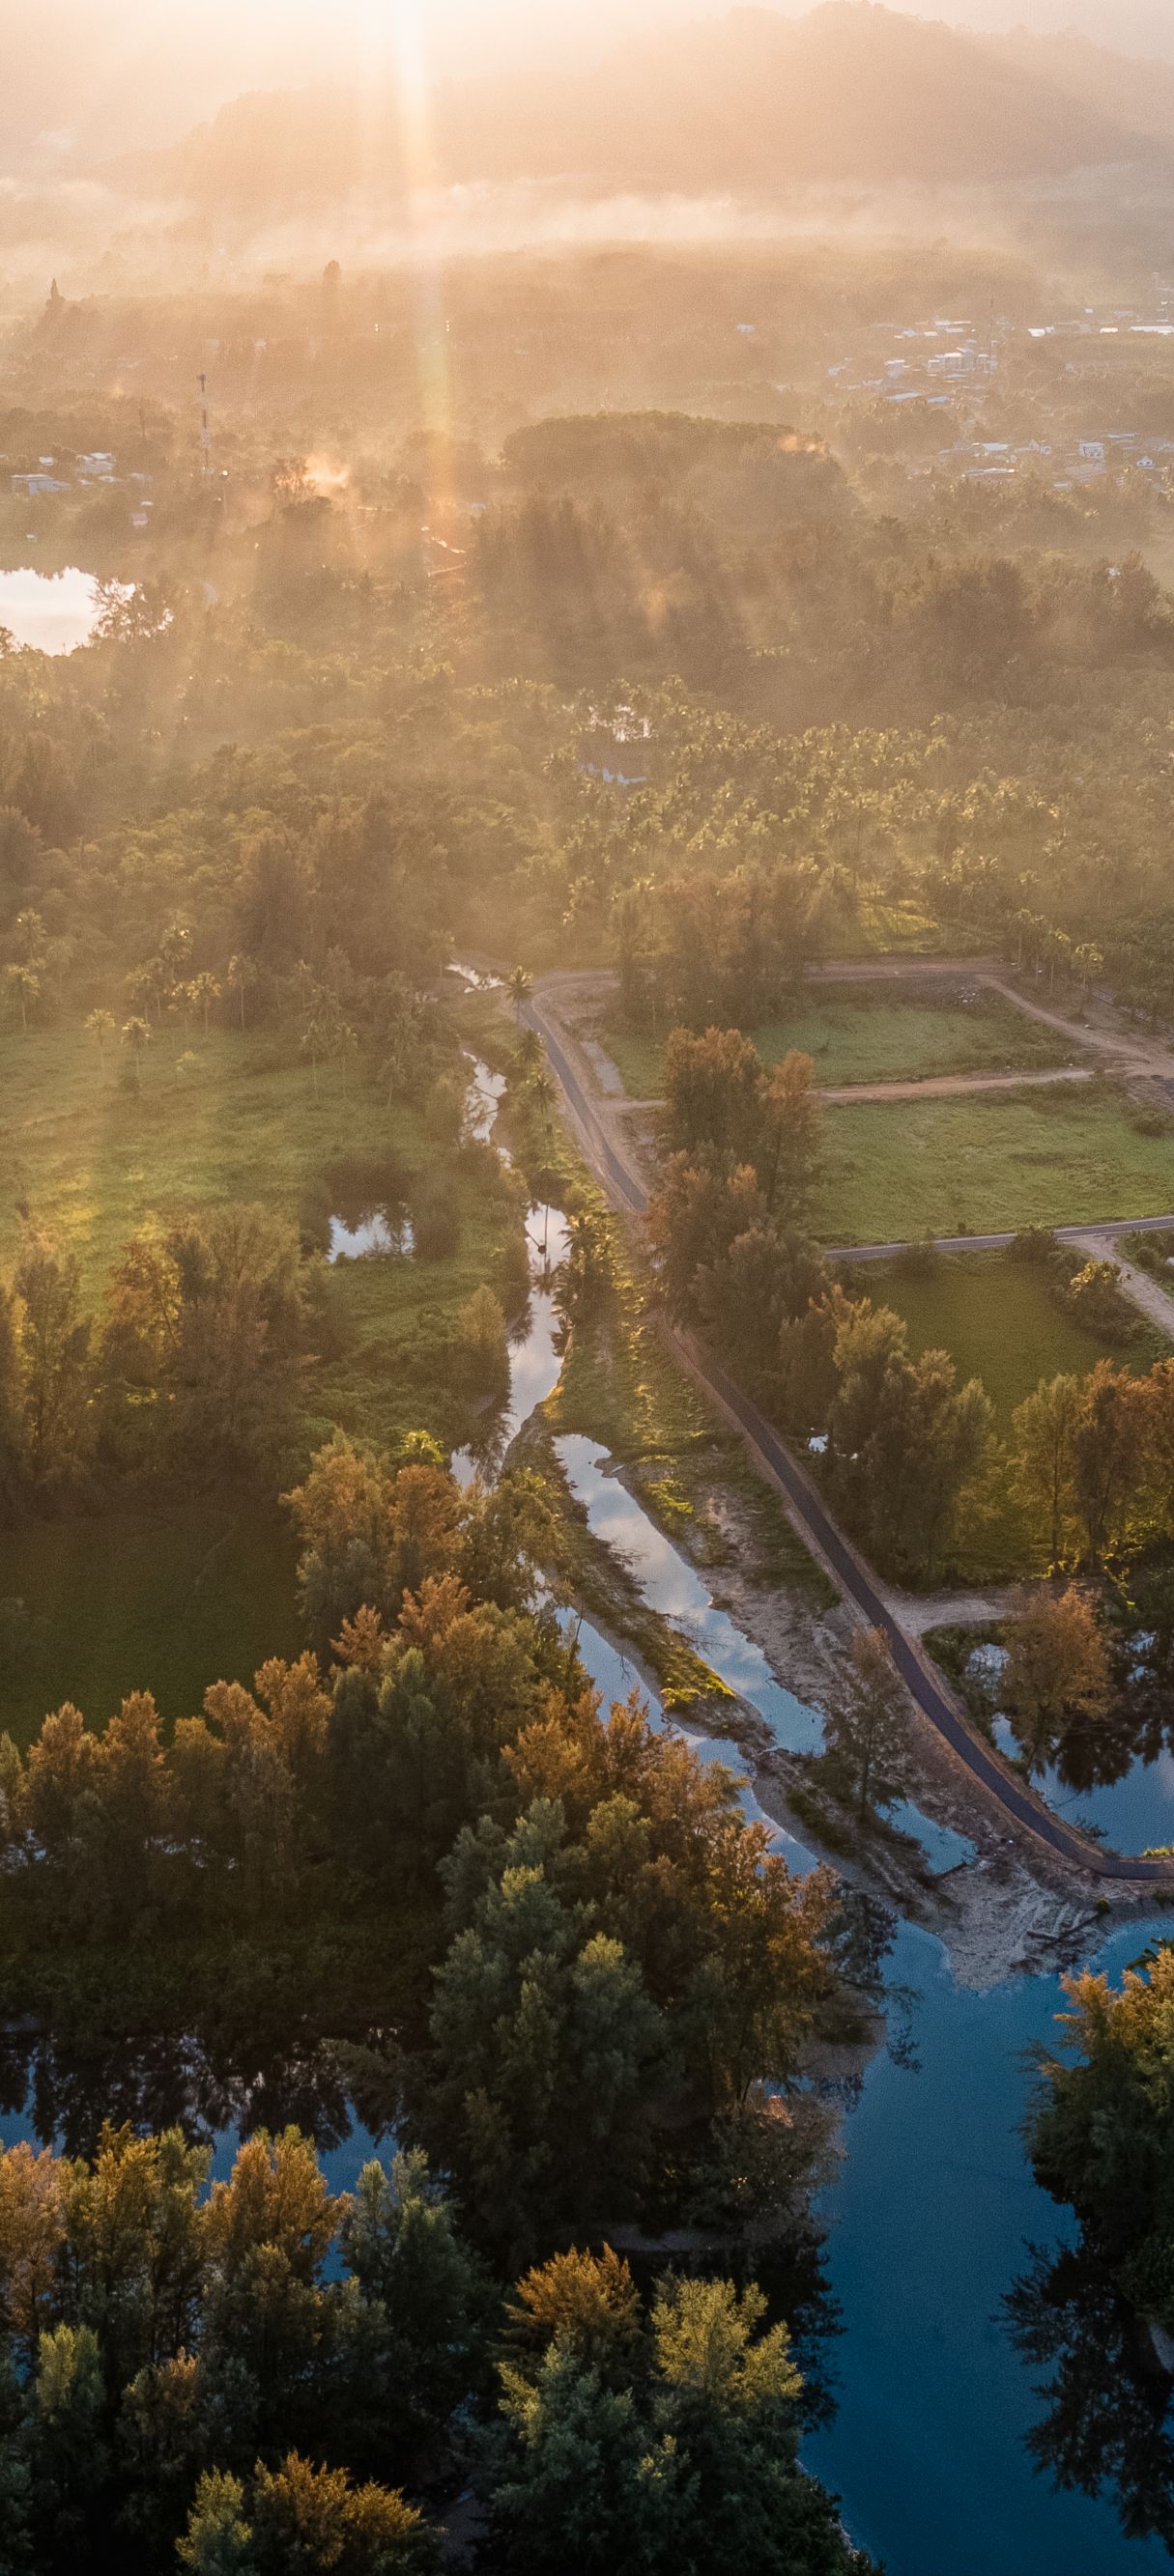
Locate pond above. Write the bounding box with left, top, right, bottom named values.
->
left=1022, top=1719, right=1174, bottom=1856
left=0, top=566, right=128, bottom=654
left=981, top=1653, right=1174, bottom=1856
left=327, top=1207, right=414, bottom=1261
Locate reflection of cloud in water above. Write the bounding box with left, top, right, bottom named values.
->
left=558, top=1430, right=826, bottom=1759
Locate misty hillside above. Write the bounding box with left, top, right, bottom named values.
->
left=111, top=3, right=1157, bottom=212
left=986, top=27, right=1174, bottom=145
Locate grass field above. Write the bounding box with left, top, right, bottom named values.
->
left=816, top=1084, right=1174, bottom=1247
left=0, top=1017, right=520, bottom=1455
left=601, top=987, right=1068, bottom=1100
left=861, top=1251, right=1169, bottom=1427
left=1, top=1497, right=301, bottom=1747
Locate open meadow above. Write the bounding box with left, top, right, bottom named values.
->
left=816, top=1082, right=1174, bottom=1246
left=602, top=983, right=1070, bottom=1100
left=0, top=1018, right=521, bottom=1454
left=1, top=1498, right=301, bottom=1748
left=857, top=1248, right=1170, bottom=1426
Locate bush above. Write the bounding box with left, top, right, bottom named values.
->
left=1061, top=1258, right=1138, bottom=1343
left=1010, top=1225, right=1061, bottom=1265
left=454, top=1285, right=509, bottom=1398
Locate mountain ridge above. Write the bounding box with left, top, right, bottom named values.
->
left=105, top=4, right=1163, bottom=211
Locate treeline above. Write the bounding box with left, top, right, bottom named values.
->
left=647, top=1027, right=1174, bottom=1586
left=0, top=1132, right=512, bottom=1514
left=0, top=1436, right=842, bottom=2268
left=8, top=553, right=1174, bottom=1050
left=646, top=1026, right=990, bottom=1580
left=0, top=1208, right=313, bottom=1504
left=0, top=2125, right=873, bottom=2576
left=1029, top=1946, right=1174, bottom=2339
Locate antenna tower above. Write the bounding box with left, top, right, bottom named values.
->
left=198, top=371, right=212, bottom=480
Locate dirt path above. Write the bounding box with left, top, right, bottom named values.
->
left=818, top=1066, right=1092, bottom=1105
left=979, top=972, right=1174, bottom=1084
left=1068, top=1230, right=1174, bottom=1342
left=878, top=1584, right=1022, bottom=1635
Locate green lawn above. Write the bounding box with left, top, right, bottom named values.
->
left=0, top=1498, right=301, bottom=1747
left=0, top=1023, right=426, bottom=1288
left=863, top=1251, right=1169, bottom=1428
left=0, top=1019, right=520, bottom=1455
left=601, top=987, right=1068, bottom=1100
left=816, top=1085, right=1174, bottom=1247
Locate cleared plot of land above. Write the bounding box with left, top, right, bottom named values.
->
left=859, top=1251, right=1168, bottom=1428
left=602, top=988, right=1070, bottom=1101
left=816, top=1086, right=1174, bottom=1248
left=0, top=1500, right=301, bottom=1748
left=0, top=1023, right=515, bottom=1452
left=1, top=1025, right=419, bottom=1286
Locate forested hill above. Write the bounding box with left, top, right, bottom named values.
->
left=109, top=4, right=1160, bottom=212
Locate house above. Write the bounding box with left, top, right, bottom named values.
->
left=12, top=471, right=68, bottom=496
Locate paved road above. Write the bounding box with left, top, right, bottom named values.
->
left=525, top=990, right=1174, bottom=1889
left=830, top=1214, right=1174, bottom=1262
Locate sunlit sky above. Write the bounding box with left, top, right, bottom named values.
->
left=5, top=0, right=1172, bottom=163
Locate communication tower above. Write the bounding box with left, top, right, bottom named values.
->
left=197, top=371, right=212, bottom=480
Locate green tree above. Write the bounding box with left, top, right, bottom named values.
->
left=340, top=2149, right=488, bottom=2476
left=428, top=1804, right=669, bottom=2257
left=477, top=2252, right=872, bottom=2576
left=13, top=1235, right=90, bottom=1486
left=249, top=2452, right=437, bottom=2575
left=1012, top=1373, right=1082, bottom=1569
left=284, top=1432, right=397, bottom=1646
left=225, top=953, right=258, bottom=1032
left=178, top=2470, right=256, bottom=2576
left=829, top=1305, right=991, bottom=1579
left=1004, top=1587, right=1112, bottom=1761
left=120, top=1013, right=152, bottom=1085
left=664, top=1024, right=763, bottom=1162
left=758, top=1050, right=821, bottom=1217
left=83, top=1007, right=117, bottom=1082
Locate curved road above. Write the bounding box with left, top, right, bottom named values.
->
left=523, top=992, right=1174, bottom=1891
left=830, top=1213, right=1174, bottom=1262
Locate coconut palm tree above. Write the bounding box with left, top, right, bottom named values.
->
left=226, top=951, right=258, bottom=1032
left=84, top=1006, right=117, bottom=1081
left=189, top=971, right=221, bottom=1035
left=121, top=1014, right=153, bottom=1087
left=507, top=965, right=533, bottom=1026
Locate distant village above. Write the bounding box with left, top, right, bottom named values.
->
left=821, top=298, right=1174, bottom=495
left=8, top=449, right=154, bottom=525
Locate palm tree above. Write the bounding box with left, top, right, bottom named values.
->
left=226, top=952, right=258, bottom=1032
left=5, top=960, right=42, bottom=1033
left=84, top=1006, right=117, bottom=1081
left=507, top=965, right=533, bottom=1026
left=301, top=987, right=341, bottom=1103
left=530, top=1066, right=557, bottom=1147
left=189, top=971, right=221, bottom=1035
left=121, top=1015, right=152, bottom=1088
left=337, top=1021, right=358, bottom=1099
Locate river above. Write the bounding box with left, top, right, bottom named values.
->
left=452, top=1056, right=1174, bottom=2573
left=4, top=1045, right=1172, bottom=2570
